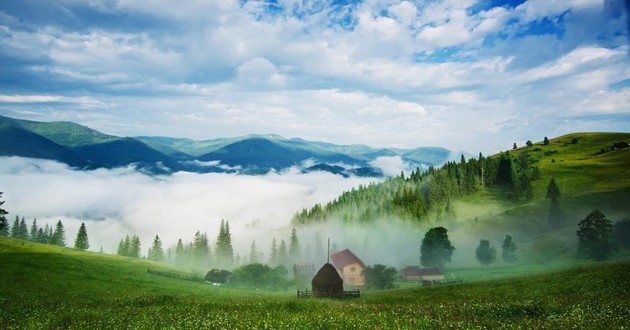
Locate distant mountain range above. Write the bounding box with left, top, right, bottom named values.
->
left=0, top=115, right=463, bottom=176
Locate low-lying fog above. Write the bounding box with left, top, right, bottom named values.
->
left=2, top=156, right=415, bottom=262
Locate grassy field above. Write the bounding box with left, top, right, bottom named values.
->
left=1, top=236, right=629, bottom=329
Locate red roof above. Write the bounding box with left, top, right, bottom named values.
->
left=330, top=249, right=365, bottom=269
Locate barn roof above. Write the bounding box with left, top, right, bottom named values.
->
left=330, top=249, right=365, bottom=269
left=401, top=266, right=443, bottom=276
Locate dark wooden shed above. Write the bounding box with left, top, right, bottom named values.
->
left=311, top=263, right=343, bottom=297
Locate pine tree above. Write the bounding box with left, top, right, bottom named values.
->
left=546, top=177, right=563, bottom=229
left=289, top=227, right=300, bottom=261
left=18, top=217, right=28, bottom=240
left=10, top=216, right=19, bottom=238
left=148, top=235, right=164, bottom=262
left=51, top=220, right=66, bottom=247
left=269, top=237, right=278, bottom=265
left=175, top=238, right=185, bottom=265
left=278, top=239, right=288, bottom=266
left=215, top=220, right=234, bottom=267
left=476, top=239, right=496, bottom=267
left=501, top=235, right=518, bottom=263
left=543, top=136, right=550, bottom=145
left=249, top=240, right=260, bottom=264
left=0, top=192, right=8, bottom=236
left=74, top=222, right=89, bottom=251
left=130, top=235, right=141, bottom=258
left=29, top=219, right=39, bottom=241
left=118, top=235, right=130, bottom=256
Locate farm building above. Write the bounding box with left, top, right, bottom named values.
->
left=401, top=266, right=444, bottom=283
left=330, top=249, right=366, bottom=286
left=311, top=263, right=344, bottom=297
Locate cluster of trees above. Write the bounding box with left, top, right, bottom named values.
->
left=293, top=151, right=541, bottom=224
left=576, top=210, right=624, bottom=261
left=230, top=263, right=291, bottom=291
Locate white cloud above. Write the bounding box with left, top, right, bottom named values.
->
left=0, top=157, right=376, bottom=254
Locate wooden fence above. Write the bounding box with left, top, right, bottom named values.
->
left=147, top=269, right=204, bottom=282
left=297, top=289, right=360, bottom=299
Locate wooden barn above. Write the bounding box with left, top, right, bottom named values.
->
left=311, top=263, right=344, bottom=297
left=205, top=269, right=233, bottom=285
left=400, top=266, right=444, bottom=283
left=330, top=249, right=366, bottom=286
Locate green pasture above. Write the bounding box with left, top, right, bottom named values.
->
left=1, top=236, right=628, bottom=329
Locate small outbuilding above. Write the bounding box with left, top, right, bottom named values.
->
left=311, top=263, right=344, bottom=297
left=401, top=266, right=444, bottom=283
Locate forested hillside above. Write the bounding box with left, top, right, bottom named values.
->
left=292, top=133, right=630, bottom=227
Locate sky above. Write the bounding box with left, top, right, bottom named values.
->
left=0, top=0, right=628, bottom=154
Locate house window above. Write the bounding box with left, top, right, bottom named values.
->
left=350, top=266, right=356, bottom=272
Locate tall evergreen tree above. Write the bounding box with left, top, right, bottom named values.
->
left=546, top=177, right=563, bottom=229
left=420, top=227, right=455, bottom=268
left=10, top=216, right=19, bottom=238
left=130, top=235, right=141, bottom=258
left=193, top=231, right=210, bottom=267
left=148, top=235, right=165, bottom=262
left=29, top=219, right=39, bottom=241
left=278, top=239, right=288, bottom=266
left=50, top=220, right=66, bottom=247
left=18, top=217, right=28, bottom=240
left=476, top=239, right=496, bottom=267
left=289, top=227, right=300, bottom=261
left=175, top=238, right=185, bottom=265
left=215, top=220, right=234, bottom=267
left=543, top=136, right=550, bottom=145
left=313, top=232, right=324, bottom=263
left=269, top=237, right=278, bottom=265
left=249, top=240, right=260, bottom=264
left=74, top=222, right=89, bottom=251
left=0, top=192, right=8, bottom=236
left=118, top=235, right=130, bottom=256
left=501, top=235, right=518, bottom=263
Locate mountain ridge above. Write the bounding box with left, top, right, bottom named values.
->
left=0, top=114, right=459, bottom=176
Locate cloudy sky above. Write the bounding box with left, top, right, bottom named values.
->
left=0, top=0, right=628, bottom=153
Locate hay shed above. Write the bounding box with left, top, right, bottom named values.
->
left=311, top=263, right=343, bottom=297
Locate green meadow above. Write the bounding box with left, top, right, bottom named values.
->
left=1, top=236, right=628, bottom=329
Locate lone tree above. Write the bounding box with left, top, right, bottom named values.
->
left=546, top=177, right=563, bottom=229
left=363, top=264, right=398, bottom=290
left=74, top=222, right=89, bottom=251
left=501, top=235, right=518, bottom=263
left=543, top=136, right=550, bottom=145
left=0, top=192, right=8, bottom=236
left=420, top=227, right=455, bottom=268
left=577, top=210, right=617, bottom=261
left=476, top=239, right=497, bottom=267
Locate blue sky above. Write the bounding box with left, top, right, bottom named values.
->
left=0, top=0, right=628, bottom=153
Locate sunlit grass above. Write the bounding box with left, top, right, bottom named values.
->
left=1, top=236, right=629, bottom=329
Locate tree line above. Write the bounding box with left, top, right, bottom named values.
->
left=292, top=151, right=540, bottom=224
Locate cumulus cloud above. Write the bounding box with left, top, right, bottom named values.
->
left=0, top=157, right=376, bottom=255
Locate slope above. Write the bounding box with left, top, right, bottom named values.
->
left=0, top=123, right=88, bottom=167
left=0, top=236, right=628, bottom=328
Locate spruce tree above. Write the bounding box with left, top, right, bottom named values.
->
left=51, top=220, right=66, bottom=247
left=577, top=210, right=617, bottom=261
left=476, top=239, right=496, bottom=267
left=175, top=238, right=185, bottom=265
left=546, top=177, right=563, bottom=229
left=0, top=192, right=8, bottom=236
left=249, top=240, right=259, bottom=264
left=130, top=235, right=141, bottom=258
left=118, top=235, right=130, bottom=256
left=29, top=219, right=39, bottom=241
left=18, top=217, right=29, bottom=239
left=278, top=239, right=288, bottom=266
left=289, top=227, right=300, bottom=261
left=74, top=222, right=89, bottom=251
left=501, top=235, right=518, bottom=263
left=215, top=220, right=234, bottom=267
left=543, top=136, right=550, bottom=145
left=148, top=235, right=164, bottom=262
left=269, top=237, right=278, bottom=265
left=10, top=216, right=19, bottom=238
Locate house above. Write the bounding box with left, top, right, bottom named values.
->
left=311, top=263, right=344, bottom=297
left=401, top=266, right=444, bottom=283
left=330, top=249, right=365, bottom=286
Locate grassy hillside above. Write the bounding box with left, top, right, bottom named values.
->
left=1, top=236, right=628, bottom=329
